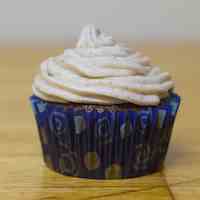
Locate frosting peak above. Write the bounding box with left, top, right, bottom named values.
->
left=33, top=25, right=174, bottom=106
left=77, top=24, right=115, bottom=48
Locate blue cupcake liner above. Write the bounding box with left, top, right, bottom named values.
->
left=30, top=93, right=180, bottom=179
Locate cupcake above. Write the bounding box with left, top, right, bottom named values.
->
left=30, top=25, right=180, bottom=179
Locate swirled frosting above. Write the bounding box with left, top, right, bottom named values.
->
left=32, top=25, right=174, bottom=106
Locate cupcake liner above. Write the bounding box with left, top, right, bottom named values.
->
left=30, top=93, right=180, bottom=179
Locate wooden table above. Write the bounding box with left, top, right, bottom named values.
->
left=1, top=42, right=199, bottom=199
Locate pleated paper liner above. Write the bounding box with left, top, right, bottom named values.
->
left=30, top=93, right=180, bottom=179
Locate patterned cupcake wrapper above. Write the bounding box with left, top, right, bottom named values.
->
left=30, top=93, right=180, bottom=179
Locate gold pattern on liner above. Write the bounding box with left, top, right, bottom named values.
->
left=84, top=152, right=101, bottom=170
left=105, top=164, right=122, bottom=179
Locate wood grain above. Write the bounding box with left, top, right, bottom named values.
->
left=0, top=42, right=199, bottom=199
left=170, top=179, right=200, bottom=200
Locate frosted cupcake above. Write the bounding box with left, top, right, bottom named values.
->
left=30, top=25, right=180, bottom=179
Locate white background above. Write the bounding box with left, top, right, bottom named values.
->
left=0, top=0, right=199, bottom=44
